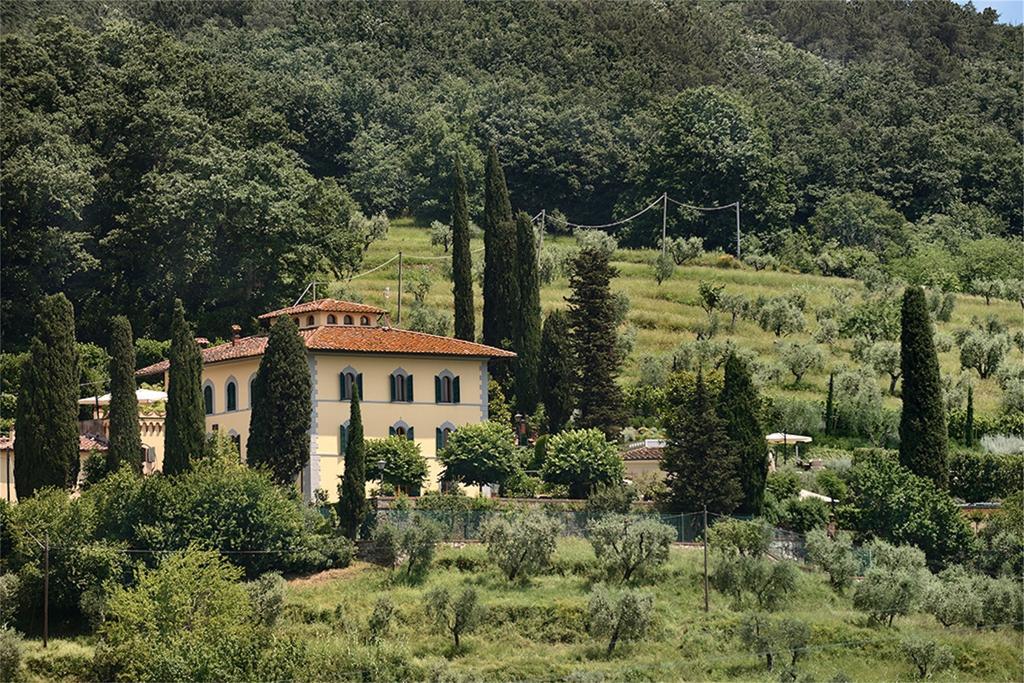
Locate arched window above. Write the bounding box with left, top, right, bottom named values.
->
left=327, top=314, right=337, bottom=324
left=203, top=383, right=214, bottom=415
left=339, top=367, right=363, bottom=400
left=248, top=373, right=258, bottom=408
left=434, top=370, right=460, bottom=404
left=436, top=421, right=456, bottom=450
left=389, top=420, right=414, bottom=441
left=225, top=379, right=237, bottom=411
left=360, top=315, right=370, bottom=326
left=293, top=317, right=300, bottom=325
left=344, top=314, right=353, bottom=325
left=306, top=315, right=315, bottom=327
left=340, top=420, right=351, bottom=455
left=389, top=369, right=413, bottom=402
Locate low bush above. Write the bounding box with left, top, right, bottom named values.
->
left=587, top=585, right=654, bottom=655
left=737, top=612, right=810, bottom=672
left=0, top=574, right=20, bottom=627
left=246, top=572, right=286, bottom=627
left=480, top=510, right=561, bottom=581
left=777, top=497, right=830, bottom=533
left=0, top=627, right=22, bottom=682
left=487, top=603, right=588, bottom=644
left=587, top=515, right=675, bottom=584
left=707, top=518, right=772, bottom=558
left=900, top=638, right=954, bottom=679
left=853, top=540, right=929, bottom=627
left=711, top=555, right=799, bottom=611
left=805, top=529, right=858, bottom=592
left=366, top=596, right=396, bottom=644
left=372, top=517, right=442, bottom=581
left=585, top=483, right=636, bottom=514
left=22, top=640, right=95, bottom=681
left=424, top=586, right=483, bottom=650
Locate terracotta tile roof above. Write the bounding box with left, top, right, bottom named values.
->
left=258, top=298, right=386, bottom=319
left=0, top=434, right=107, bottom=451
left=618, top=446, right=667, bottom=462
left=137, top=326, right=514, bottom=376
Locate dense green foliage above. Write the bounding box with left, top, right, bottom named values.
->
left=365, top=436, right=428, bottom=493
left=899, top=287, right=949, bottom=487
left=586, top=515, right=675, bottom=584
left=717, top=354, right=767, bottom=514
left=14, top=293, right=80, bottom=497
left=481, top=144, right=517, bottom=361
left=106, top=316, right=142, bottom=474
left=540, top=428, right=624, bottom=499
left=247, top=316, right=312, bottom=485
left=450, top=156, right=474, bottom=342
left=338, top=384, right=366, bottom=540
left=438, top=422, right=520, bottom=490
left=163, top=300, right=204, bottom=475
left=587, top=585, right=654, bottom=655
left=538, top=310, right=575, bottom=433
left=480, top=510, right=560, bottom=582
left=567, top=247, right=625, bottom=437
left=514, top=211, right=541, bottom=414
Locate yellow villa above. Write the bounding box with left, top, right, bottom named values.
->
left=138, top=298, right=514, bottom=502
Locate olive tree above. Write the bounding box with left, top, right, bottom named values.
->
left=959, top=330, right=1010, bottom=379
left=372, top=516, right=442, bottom=581
left=900, top=638, right=954, bottom=680
left=756, top=298, right=805, bottom=337
left=805, top=529, right=858, bottom=592
left=921, top=566, right=983, bottom=627
left=853, top=540, right=928, bottom=627
left=424, top=586, right=483, bottom=650
left=587, top=515, right=675, bottom=584
left=738, top=613, right=810, bottom=673
left=480, top=510, right=561, bottom=581
left=866, top=341, right=902, bottom=395
left=777, top=342, right=824, bottom=386
left=587, top=585, right=654, bottom=655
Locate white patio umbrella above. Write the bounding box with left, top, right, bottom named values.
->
left=765, top=432, right=813, bottom=462
left=79, top=389, right=168, bottom=405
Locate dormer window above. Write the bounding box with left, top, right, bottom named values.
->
left=327, top=314, right=337, bottom=324
left=360, top=315, right=370, bottom=326
left=344, top=315, right=353, bottom=325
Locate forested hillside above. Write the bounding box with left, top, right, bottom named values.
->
left=3, top=0, right=1021, bottom=345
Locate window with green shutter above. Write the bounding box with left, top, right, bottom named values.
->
left=390, top=369, right=413, bottom=402
left=340, top=422, right=349, bottom=455
left=435, top=370, right=460, bottom=403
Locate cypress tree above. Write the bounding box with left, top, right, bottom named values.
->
left=824, top=372, right=835, bottom=435
left=514, top=211, right=541, bottom=414
left=247, top=315, right=312, bottom=486
left=163, top=299, right=205, bottom=475
left=451, top=155, right=475, bottom=342
left=338, top=384, right=366, bottom=540
left=481, top=144, right=519, bottom=374
left=107, top=315, right=142, bottom=473
left=898, top=286, right=948, bottom=487
left=14, top=293, right=80, bottom=498
left=661, top=371, right=741, bottom=513
left=717, top=353, right=766, bottom=515
left=964, top=385, right=974, bottom=446
left=539, top=310, right=576, bottom=433
left=567, top=247, right=624, bottom=439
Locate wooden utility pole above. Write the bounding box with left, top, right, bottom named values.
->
left=734, top=202, right=741, bottom=260
left=396, top=251, right=404, bottom=325
left=43, top=533, right=49, bottom=648
left=702, top=505, right=709, bottom=613
left=661, top=192, right=668, bottom=252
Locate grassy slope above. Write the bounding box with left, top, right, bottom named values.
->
left=279, top=540, right=1024, bottom=682
left=330, top=220, right=1021, bottom=417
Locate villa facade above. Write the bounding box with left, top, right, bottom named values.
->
left=138, top=299, right=514, bottom=501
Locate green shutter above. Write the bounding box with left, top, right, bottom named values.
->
left=340, top=424, right=348, bottom=455
left=407, top=426, right=415, bottom=441
left=435, top=375, right=442, bottom=403
left=339, top=373, right=347, bottom=400
left=389, top=425, right=396, bottom=437
left=436, top=427, right=443, bottom=451
left=453, top=376, right=461, bottom=403
left=357, top=373, right=364, bottom=400
left=389, top=374, right=396, bottom=402
left=406, top=374, right=414, bottom=402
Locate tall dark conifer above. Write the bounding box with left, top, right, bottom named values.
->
left=14, top=294, right=80, bottom=498
left=163, top=299, right=205, bottom=475
left=539, top=310, right=575, bottom=433
left=107, top=315, right=142, bottom=473
left=717, top=354, right=766, bottom=515
left=566, top=247, right=624, bottom=438
left=481, top=144, right=518, bottom=373
left=824, top=372, right=835, bottom=435
left=661, top=371, right=741, bottom=513
left=964, top=385, right=974, bottom=446
left=899, top=286, right=948, bottom=487
left=338, top=384, right=366, bottom=539
left=451, top=155, right=475, bottom=342
left=514, top=211, right=541, bottom=414
left=248, top=316, right=312, bottom=486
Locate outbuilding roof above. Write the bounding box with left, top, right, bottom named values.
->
left=0, top=434, right=107, bottom=452
left=137, top=325, right=514, bottom=376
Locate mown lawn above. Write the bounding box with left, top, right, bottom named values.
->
left=328, top=220, right=1021, bottom=418
left=273, top=540, right=1023, bottom=682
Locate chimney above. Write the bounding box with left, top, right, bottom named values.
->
left=194, top=337, right=210, bottom=348
left=231, top=324, right=242, bottom=345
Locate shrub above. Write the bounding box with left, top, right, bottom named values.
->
left=0, top=574, right=20, bottom=628
left=900, top=638, right=953, bottom=679
left=366, top=596, right=396, bottom=644
left=921, top=566, right=983, bottom=627
left=575, top=229, right=617, bottom=257
left=777, top=497, right=829, bottom=533
left=372, top=517, right=442, bottom=580
left=587, top=515, right=675, bottom=583
left=948, top=450, right=1024, bottom=502
left=246, top=572, right=286, bottom=627
left=365, top=437, right=429, bottom=493
left=439, top=422, right=521, bottom=490
left=976, top=490, right=1024, bottom=577
left=585, top=483, right=636, bottom=514
left=706, top=518, right=772, bottom=558
left=587, top=585, right=654, bottom=655
left=96, top=547, right=308, bottom=681
left=738, top=613, right=810, bottom=672
left=542, top=429, right=625, bottom=498
left=0, top=627, right=22, bottom=683
left=853, top=540, right=928, bottom=626
left=424, top=586, right=483, bottom=650
left=480, top=510, right=561, bottom=581
left=980, top=576, right=1024, bottom=628
left=805, top=530, right=858, bottom=592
